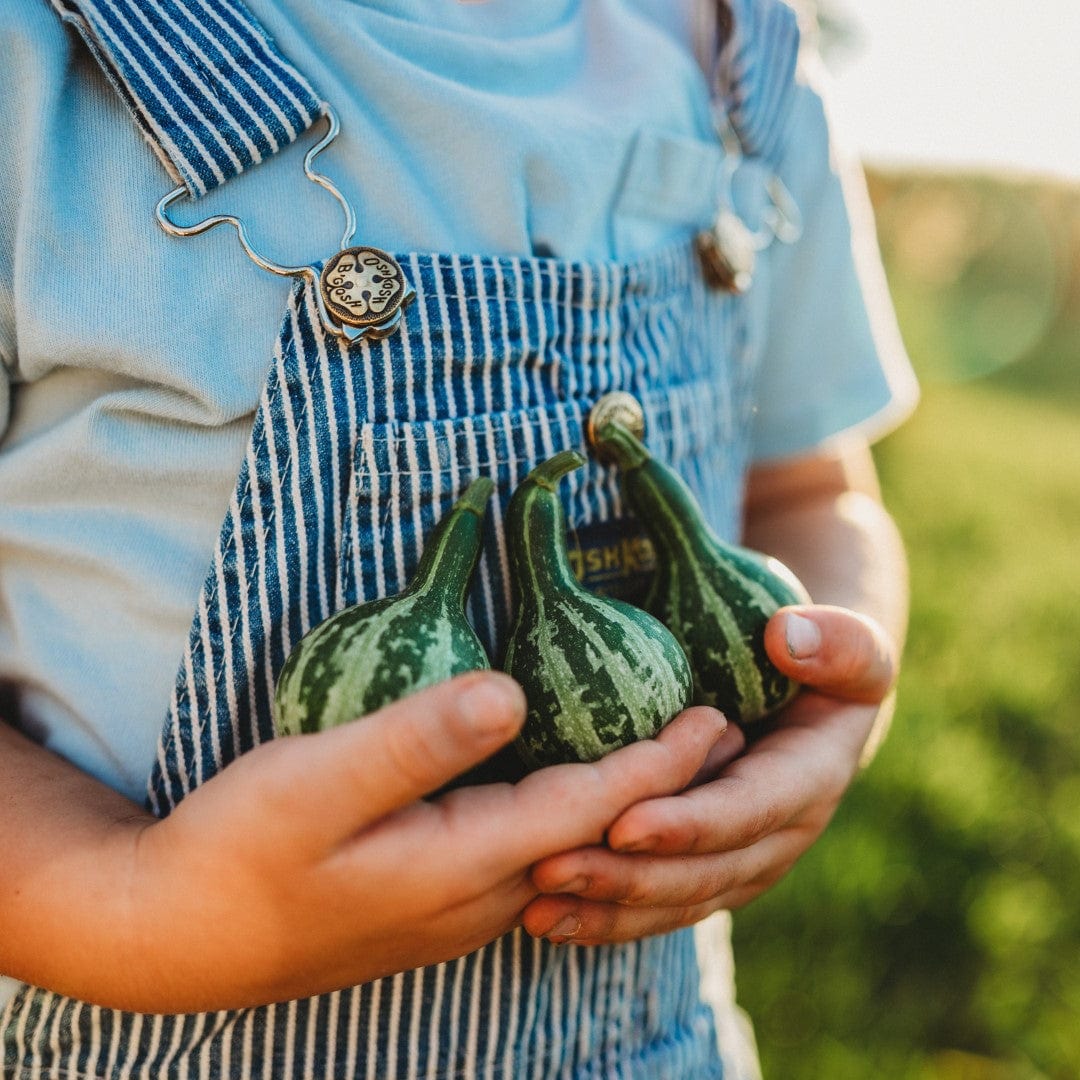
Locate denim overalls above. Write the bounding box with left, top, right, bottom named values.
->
left=3, top=1, right=800, bottom=1076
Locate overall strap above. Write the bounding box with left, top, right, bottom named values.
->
left=721, top=0, right=801, bottom=163
left=692, top=0, right=803, bottom=292
left=48, top=0, right=324, bottom=196
left=697, top=0, right=802, bottom=164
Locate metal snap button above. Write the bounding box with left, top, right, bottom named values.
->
left=695, top=209, right=756, bottom=293
left=319, top=246, right=413, bottom=338
left=586, top=391, right=646, bottom=460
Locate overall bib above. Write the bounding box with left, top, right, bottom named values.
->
left=3, top=1, right=800, bottom=1076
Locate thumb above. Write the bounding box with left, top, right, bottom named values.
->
left=258, top=671, right=526, bottom=843
left=765, top=605, right=897, bottom=705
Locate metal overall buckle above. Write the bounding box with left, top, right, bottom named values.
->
left=696, top=114, right=802, bottom=294
left=156, top=107, right=414, bottom=342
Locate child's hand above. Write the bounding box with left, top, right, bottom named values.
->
left=522, top=605, right=896, bottom=944
left=106, top=672, right=726, bottom=1011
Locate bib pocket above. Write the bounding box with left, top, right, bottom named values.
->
left=336, top=376, right=744, bottom=661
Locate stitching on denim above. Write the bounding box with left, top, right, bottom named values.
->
left=347, top=381, right=719, bottom=478
left=150, top=295, right=296, bottom=808
left=402, top=241, right=699, bottom=308
left=432, top=285, right=693, bottom=310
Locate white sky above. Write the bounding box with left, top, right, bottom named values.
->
left=825, top=0, right=1080, bottom=181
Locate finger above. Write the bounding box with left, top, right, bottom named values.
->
left=604, top=723, right=849, bottom=857
left=522, top=894, right=722, bottom=946
left=524, top=831, right=808, bottom=942
left=688, top=721, right=746, bottom=786
left=606, top=776, right=793, bottom=857
left=531, top=829, right=804, bottom=909
left=325, top=706, right=727, bottom=897
left=250, top=671, right=526, bottom=842
left=764, top=605, right=896, bottom=704
left=482, top=707, right=727, bottom=867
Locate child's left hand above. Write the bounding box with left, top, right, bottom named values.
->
left=522, top=604, right=897, bottom=944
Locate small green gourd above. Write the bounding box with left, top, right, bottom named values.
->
left=274, top=477, right=494, bottom=735
left=502, top=450, right=693, bottom=769
left=594, top=421, right=811, bottom=726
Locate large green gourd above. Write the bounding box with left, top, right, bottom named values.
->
left=274, top=477, right=494, bottom=735
left=502, top=450, right=692, bottom=769
left=595, top=421, right=811, bottom=726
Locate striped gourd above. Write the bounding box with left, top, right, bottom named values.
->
left=595, top=421, right=811, bottom=726
left=502, top=450, right=692, bottom=769
left=273, top=477, right=494, bottom=735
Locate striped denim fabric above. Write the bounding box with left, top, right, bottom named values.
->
left=150, top=246, right=750, bottom=810
left=717, top=0, right=800, bottom=164
left=48, top=0, right=323, bottom=196
left=1, top=243, right=750, bottom=1079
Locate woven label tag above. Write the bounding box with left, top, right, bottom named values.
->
left=565, top=519, right=657, bottom=604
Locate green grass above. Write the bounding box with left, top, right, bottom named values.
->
left=731, top=172, right=1080, bottom=1080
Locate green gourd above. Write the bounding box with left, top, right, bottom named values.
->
left=274, top=477, right=494, bottom=735
left=594, top=421, right=811, bottom=726
left=502, top=449, right=693, bottom=769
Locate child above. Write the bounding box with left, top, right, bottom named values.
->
left=0, top=0, right=917, bottom=1076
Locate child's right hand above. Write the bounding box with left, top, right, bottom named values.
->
left=12, top=672, right=724, bottom=1013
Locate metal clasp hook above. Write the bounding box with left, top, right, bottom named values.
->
left=156, top=106, right=413, bottom=342
left=696, top=112, right=803, bottom=293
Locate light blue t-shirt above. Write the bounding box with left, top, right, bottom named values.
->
left=0, top=0, right=915, bottom=802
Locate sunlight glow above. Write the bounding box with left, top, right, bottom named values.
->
left=826, top=0, right=1080, bottom=181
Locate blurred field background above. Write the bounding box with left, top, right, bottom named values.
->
left=727, top=5, right=1080, bottom=1073
left=730, top=168, right=1080, bottom=1076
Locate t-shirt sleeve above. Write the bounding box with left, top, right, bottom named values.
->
left=748, top=50, right=919, bottom=463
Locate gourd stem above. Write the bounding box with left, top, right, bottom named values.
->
left=507, top=452, right=585, bottom=595
left=454, top=475, right=496, bottom=518
left=407, top=476, right=493, bottom=600
left=527, top=450, right=586, bottom=491
left=596, top=421, right=651, bottom=471
left=599, top=424, right=716, bottom=563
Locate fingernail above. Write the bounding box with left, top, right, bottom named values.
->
left=547, top=876, right=589, bottom=895
left=785, top=613, right=821, bottom=660
left=613, top=835, right=658, bottom=854
left=545, top=914, right=580, bottom=942
left=458, top=675, right=525, bottom=739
